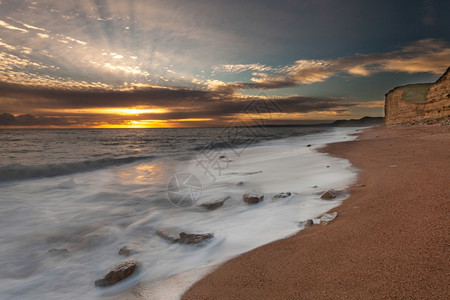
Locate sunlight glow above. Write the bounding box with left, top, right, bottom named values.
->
left=42, top=107, right=169, bottom=115
left=93, top=120, right=171, bottom=128
left=106, top=107, right=169, bottom=115
left=92, top=118, right=215, bottom=128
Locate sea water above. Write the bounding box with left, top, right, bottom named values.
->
left=0, top=126, right=361, bottom=299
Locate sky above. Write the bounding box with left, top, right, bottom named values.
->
left=0, top=0, right=449, bottom=128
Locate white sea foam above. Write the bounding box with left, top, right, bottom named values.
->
left=0, top=127, right=362, bottom=300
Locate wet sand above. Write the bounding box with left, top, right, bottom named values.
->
left=183, top=125, right=449, bottom=299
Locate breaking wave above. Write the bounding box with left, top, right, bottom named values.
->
left=0, top=155, right=156, bottom=182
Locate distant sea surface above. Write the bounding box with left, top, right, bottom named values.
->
left=0, top=126, right=360, bottom=299
left=0, top=127, right=328, bottom=182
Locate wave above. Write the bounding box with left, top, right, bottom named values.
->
left=191, top=139, right=262, bottom=152
left=0, top=155, right=156, bottom=182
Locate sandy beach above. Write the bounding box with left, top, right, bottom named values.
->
left=183, top=125, right=449, bottom=299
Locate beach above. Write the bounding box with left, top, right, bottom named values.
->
left=0, top=126, right=361, bottom=299
left=183, top=125, right=449, bottom=299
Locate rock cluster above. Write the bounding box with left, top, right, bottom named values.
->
left=94, top=188, right=343, bottom=287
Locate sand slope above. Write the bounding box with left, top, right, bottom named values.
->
left=183, top=126, right=449, bottom=299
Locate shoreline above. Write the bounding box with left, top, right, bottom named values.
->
left=183, top=125, right=449, bottom=299
left=106, top=127, right=360, bottom=300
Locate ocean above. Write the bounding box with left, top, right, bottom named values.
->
left=0, top=126, right=361, bottom=299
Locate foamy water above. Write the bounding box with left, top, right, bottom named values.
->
left=0, top=127, right=361, bottom=300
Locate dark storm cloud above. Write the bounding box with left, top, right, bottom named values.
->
left=0, top=112, right=69, bottom=126
left=0, top=81, right=222, bottom=109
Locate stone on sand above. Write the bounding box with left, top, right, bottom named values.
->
left=320, top=189, right=338, bottom=200
left=320, top=212, right=338, bottom=225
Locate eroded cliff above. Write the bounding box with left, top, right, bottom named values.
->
left=385, top=67, right=450, bottom=125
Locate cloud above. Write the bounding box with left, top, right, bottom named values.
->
left=284, top=60, right=335, bottom=84
left=65, top=36, right=87, bottom=45
left=37, top=33, right=49, bottom=39
left=0, top=112, right=69, bottom=126
left=6, top=18, right=46, bottom=31
left=0, top=81, right=356, bottom=126
left=334, top=39, right=450, bottom=75
left=214, top=39, right=450, bottom=90
left=0, top=19, right=28, bottom=32
left=0, top=38, right=15, bottom=50
left=213, top=64, right=273, bottom=73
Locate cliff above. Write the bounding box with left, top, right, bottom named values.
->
left=331, top=116, right=384, bottom=127
left=385, top=67, right=450, bottom=125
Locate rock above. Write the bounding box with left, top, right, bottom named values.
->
left=306, top=144, right=312, bottom=147
left=179, top=232, right=214, bottom=245
left=156, top=227, right=181, bottom=243
left=320, top=212, right=338, bottom=225
left=199, top=196, right=230, bottom=210
left=243, top=193, right=264, bottom=204
left=95, top=260, right=140, bottom=287
left=272, top=192, right=292, bottom=200
left=236, top=181, right=244, bottom=186
left=47, top=248, right=68, bottom=255
left=118, top=246, right=134, bottom=257
left=201, top=201, right=224, bottom=210
left=300, top=219, right=314, bottom=228
left=218, top=155, right=232, bottom=162
left=320, top=189, right=337, bottom=200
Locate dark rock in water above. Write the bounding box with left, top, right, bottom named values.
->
left=47, top=248, right=68, bottom=255
left=219, top=155, right=226, bottom=159
left=118, top=246, right=134, bottom=257
left=201, top=201, right=224, bottom=210
left=272, top=192, right=292, bottom=200
left=199, top=196, right=230, bottom=210
left=320, top=212, right=338, bottom=225
left=300, top=219, right=314, bottom=228
left=156, top=227, right=181, bottom=243
left=179, top=232, right=214, bottom=245
left=243, top=193, right=264, bottom=204
left=326, top=165, right=330, bottom=168
left=321, top=189, right=337, bottom=200
left=306, top=144, right=312, bottom=147
left=312, top=185, right=318, bottom=188
left=95, top=260, right=140, bottom=287
left=236, top=181, right=244, bottom=186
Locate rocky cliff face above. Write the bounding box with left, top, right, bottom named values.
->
left=385, top=67, right=450, bottom=125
